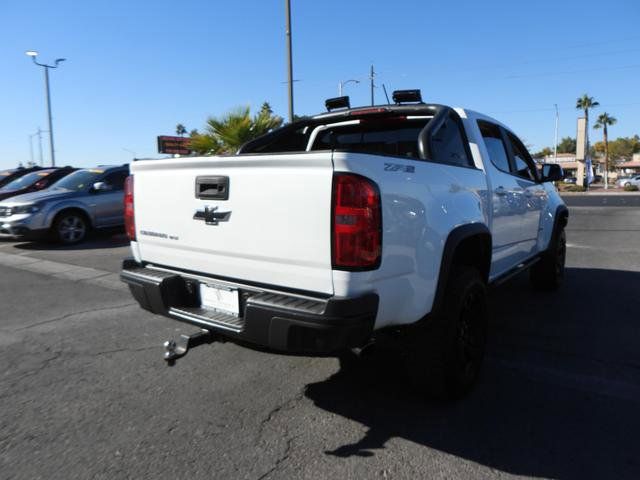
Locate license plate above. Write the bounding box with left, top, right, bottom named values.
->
left=199, top=283, right=239, bottom=316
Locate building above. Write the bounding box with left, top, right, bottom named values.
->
left=616, top=154, right=640, bottom=174
left=542, top=153, right=605, bottom=178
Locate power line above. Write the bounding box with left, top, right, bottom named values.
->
left=490, top=101, right=640, bottom=115
left=505, top=63, right=640, bottom=79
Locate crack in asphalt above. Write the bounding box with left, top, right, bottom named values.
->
left=0, top=349, right=64, bottom=395
left=93, top=345, right=158, bottom=356
left=256, top=389, right=305, bottom=439
left=253, top=388, right=306, bottom=479
left=255, top=435, right=298, bottom=480
left=10, top=303, right=136, bottom=332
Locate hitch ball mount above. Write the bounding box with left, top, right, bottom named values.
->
left=163, top=329, right=219, bottom=365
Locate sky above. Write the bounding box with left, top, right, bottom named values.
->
left=1, top=0, right=639, bottom=170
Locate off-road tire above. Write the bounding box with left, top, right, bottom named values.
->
left=530, top=228, right=566, bottom=291
left=405, top=267, right=488, bottom=401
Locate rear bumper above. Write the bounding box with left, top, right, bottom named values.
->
left=120, top=259, right=377, bottom=354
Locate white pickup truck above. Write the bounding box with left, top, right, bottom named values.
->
left=121, top=90, right=567, bottom=399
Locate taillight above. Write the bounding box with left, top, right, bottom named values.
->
left=332, top=173, right=382, bottom=269
left=124, top=175, right=135, bottom=241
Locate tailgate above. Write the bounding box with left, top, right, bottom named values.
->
left=131, top=152, right=334, bottom=294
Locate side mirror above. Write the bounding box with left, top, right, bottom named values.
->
left=92, top=181, right=111, bottom=192
left=540, top=163, right=564, bottom=183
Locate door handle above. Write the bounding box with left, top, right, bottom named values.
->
left=494, top=186, right=507, bottom=196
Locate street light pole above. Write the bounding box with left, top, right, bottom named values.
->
left=284, top=0, right=294, bottom=123
left=26, top=51, right=65, bottom=167
left=338, top=79, right=359, bottom=97
left=554, top=104, right=559, bottom=163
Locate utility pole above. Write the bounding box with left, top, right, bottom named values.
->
left=369, top=65, right=375, bottom=106
left=554, top=104, right=559, bottom=163
left=29, top=128, right=46, bottom=166
left=29, top=133, right=35, bottom=165
left=285, top=0, right=294, bottom=122
left=36, top=128, right=44, bottom=166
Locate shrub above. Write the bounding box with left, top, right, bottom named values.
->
left=623, top=184, right=639, bottom=192
left=565, top=185, right=586, bottom=192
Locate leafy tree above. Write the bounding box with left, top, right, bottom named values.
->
left=557, top=136, right=576, bottom=154
left=533, top=147, right=553, bottom=158
left=594, top=135, right=640, bottom=163
left=175, top=123, right=187, bottom=137
left=189, top=103, right=283, bottom=155
left=593, top=113, right=617, bottom=187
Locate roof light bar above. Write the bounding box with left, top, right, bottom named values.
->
left=325, top=96, right=350, bottom=111
left=392, top=89, right=423, bottom=104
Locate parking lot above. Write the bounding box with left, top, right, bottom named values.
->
left=1, top=196, right=639, bottom=480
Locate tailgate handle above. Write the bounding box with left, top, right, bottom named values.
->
left=195, top=176, right=229, bottom=200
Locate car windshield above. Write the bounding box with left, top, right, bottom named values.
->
left=0, top=171, right=50, bottom=191
left=51, top=169, right=104, bottom=191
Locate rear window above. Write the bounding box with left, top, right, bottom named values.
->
left=311, top=118, right=429, bottom=159
left=1, top=171, right=51, bottom=190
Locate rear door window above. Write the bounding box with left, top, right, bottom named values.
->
left=102, top=170, right=128, bottom=190
left=478, top=121, right=510, bottom=172
left=506, top=132, right=538, bottom=182
left=429, top=113, right=473, bottom=167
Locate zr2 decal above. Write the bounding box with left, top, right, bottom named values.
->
left=384, top=163, right=415, bottom=173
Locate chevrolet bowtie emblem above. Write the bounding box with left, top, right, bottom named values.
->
left=193, top=206, right=231, bottom=225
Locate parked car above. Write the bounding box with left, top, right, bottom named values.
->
left=0, top=166, right=43, bottom=189
left=0, top=164, right=129, bottom=244
left=0, top=166, right=75, bottom=201
left=563, top=176, right=577, bottom=184
left=121, top=90, right=568, bottom=400
left=616, top=175, right=640, bottom=188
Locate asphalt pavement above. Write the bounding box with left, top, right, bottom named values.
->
left=1, top=204, right=639, bottom=479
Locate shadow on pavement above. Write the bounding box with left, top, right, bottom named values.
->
left=12, top=230, right=128, bottom=251
left=305, top=268, right=640, bottom=479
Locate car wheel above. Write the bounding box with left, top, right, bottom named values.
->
left=404, top=266, right=488, bottom=401
left=53, top=212, right=88, bottom=244
left=625, top=182, right=631, bottom=187
left=530, top=228, right=566, bottom=291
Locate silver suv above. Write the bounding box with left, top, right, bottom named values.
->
left=616, top=175, right=640, bottom=188
left=0, top=165, right=129, bottom=244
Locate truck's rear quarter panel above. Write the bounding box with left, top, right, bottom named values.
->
left=331, top=151, right=489, bottom=328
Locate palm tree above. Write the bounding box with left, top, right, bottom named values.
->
left=175, top=123, right=187, bottom=137
left=576, top=94, right=599, bottom=188
left=593, top=112, right=617, bottom=189
left=189, top=105, right=283, bottom=155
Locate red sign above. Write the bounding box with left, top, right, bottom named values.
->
left=157, top=136, right=192, bottom=155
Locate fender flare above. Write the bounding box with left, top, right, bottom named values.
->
left=545, top=204, right=569, bottom=254
left=431, top=223, right=492, bottom=315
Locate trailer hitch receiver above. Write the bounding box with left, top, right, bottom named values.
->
left=163, top=329, right=216, bottom=366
